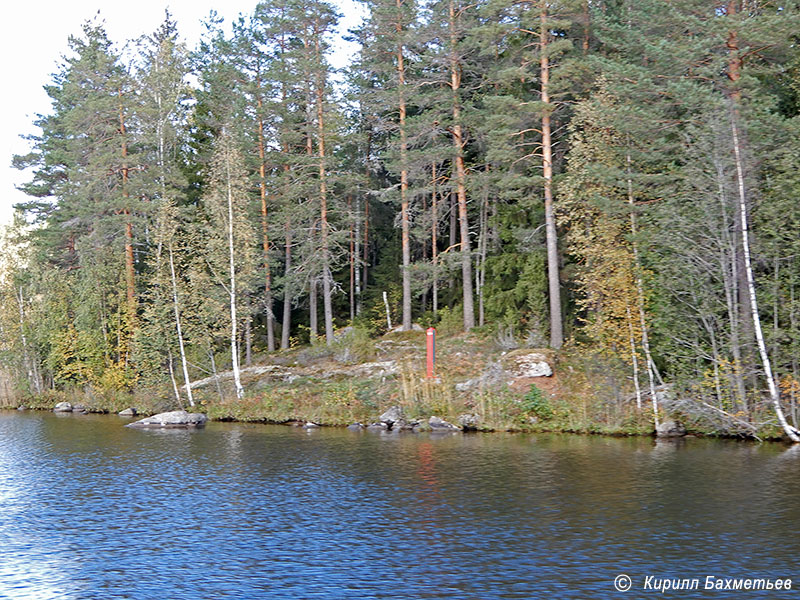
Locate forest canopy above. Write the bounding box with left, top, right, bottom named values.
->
left=4, top=0, right=800, bottom=439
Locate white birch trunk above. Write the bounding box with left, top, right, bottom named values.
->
left=626, top=305, right=642, bottom=411
left=383, top=291, right=392, bottom=330
left=730, top=110, right=800, bottom=442
left=627, top=147, right=659, bottom=429
left=169, top=242, right=194, bottom=407
left=225, top=150, right=244, bottom=400
left=167, top=348, right=182, bottom=407
left=355, top=195, right=362, bottom=316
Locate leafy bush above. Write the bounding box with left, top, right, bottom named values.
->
left=520, top=384, right=553, bottom=420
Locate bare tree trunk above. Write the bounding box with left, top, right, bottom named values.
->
left=540, top=4, right=563, bottom=349
left=772, top=255, right=780, bottom=365
left=478, top=185, right=489, bottom=327
left=209, top=348, right=224, bottom=402
left=449, top=0, right=474, bottom=331
left=167, top=348, right=182, bottom=407
left=582, top=0, right=590, bottom=54
left=119, top=91, right=136, bottom=359
left=730, top=107, right=799, bottom=442
left=168, top=243, right=194, bottom=406
left=314, top=22, right=335, bottom=346
left=355, top=195, right=362, bottom=316
left=309, top=277, right=318, bottom=342
left=281, top=219, right=292, bottom=350
left=626, top=306, right=642, bottom=411
left=363, top=190, right=370, bottom=296
left=383, top=291, right=393, bottom=330
left=225, top=147, right=244, bottom=400
left=349, top=195, right=355, bottom=321
left=626, top=146, right=658, bottom=428
left=16, top=287, right=41, bottom=394
left=727, top=0, right=757, bottom=409
left=396, top=7, right=412, bottom=331
left=432, top=162, right=439, bottom=317
left=714, top=156, right=748, bottom=410
left=257, top=92, right=275, bottom=352
left=244, top=313, right=253, bottom=367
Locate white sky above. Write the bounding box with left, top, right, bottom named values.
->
left=0, top=1, right=364, bottom=227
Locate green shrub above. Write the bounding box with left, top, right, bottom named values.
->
left=521, top=384, right=553, bottom=420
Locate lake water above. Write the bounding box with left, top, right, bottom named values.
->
left=0, top=411, right=798, bottom=599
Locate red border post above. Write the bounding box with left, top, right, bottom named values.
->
left=426, top=327, right=436, bottom=378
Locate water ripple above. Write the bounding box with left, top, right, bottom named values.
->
left=0, top=413, right=798, bottom=599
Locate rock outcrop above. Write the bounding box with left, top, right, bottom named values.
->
left=428, top=416, right=459, bottom=431
left=457, top=413, right=480, bottom=431
left=656, top=419, right=687, bottom=438
left=126, top=410, right=208, bottom=429
left=53, top=402, right=73, bottom=413
left=379, top=406, right=403, bottom=428
left=502, top=350, right=553, bottom=378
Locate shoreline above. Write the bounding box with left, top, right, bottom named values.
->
left=1, top=331, right=792, bottom=443
left=2, top=403, right=788, bottom=444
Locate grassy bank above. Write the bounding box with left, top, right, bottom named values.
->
left=1, top=327, right=787, bottom=440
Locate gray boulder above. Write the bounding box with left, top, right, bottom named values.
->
left=429, top=415, right=459, bottom=431
left=118, top=408, right=137, bottom=417
left=656, top=419, right=687, bottom=438
left=412, top=420, right=432, bottom=433
left=127, top=410, right=208, bottom=429
left=502, top=351, right=554, bottom=378
left=347, top=422, right=365, bottom=431
left=366, top=422, right=389, bottom=431
left=53, top=402, right=73, bottom=413
left=379, top=406, right=403, bottom=427
left=72, top=404, right=89, bottom=414
left=393, top=418, right=416, bottom=431
left=457, top=413, right=480, bottom=431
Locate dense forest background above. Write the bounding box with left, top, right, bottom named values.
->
left=3, top=0, right=800, bottom=437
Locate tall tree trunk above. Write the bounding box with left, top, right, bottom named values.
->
left=257, top=92, right=275, bottom=352
left=225, top=147, right=244, bottom=399
left=309, top=278, right=318, bottom=342
left=349, top=195, right=355, bottom=321
left=355, top=195, right=362, bottom=315
left=280, top=30, right=293, bottom=351
left=167, top=348, right=182, bottom=407
left=397, top=8, right=412, bottom=331
left=539, top=4, right=563, bottom=348
left=726, top=0, right=756, bottom=405
left=281, top=219, right=293, bottom=350
left=168, top=242, right=194, bottom=407
left=119, top=91, right=136, bottom=349
left=582, top=0, right=590, bottom=54
left=313, top=21, right=335, bottom=346
left=449, top=0, right=475, bottom=331
left=626, top=146, right=658, bottom=427
left=626, top=305, right=642, bottom=410
left=209, top=348, right=224, bottom=402
left=16, top=287, right=41, bottom=394
left=363, top=146, right=370, bottom=296
left=730, top=107, right=799, bottom=442
left=432, top=162, right=439, bottom=317
left=714, top=156, right=748, bottom=410
left=245, top=311, right=253, bottom=367
left=478, top=183, right=488, bottom=327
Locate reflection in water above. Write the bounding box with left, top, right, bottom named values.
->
left=0, top=411, right=798, bottom=599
